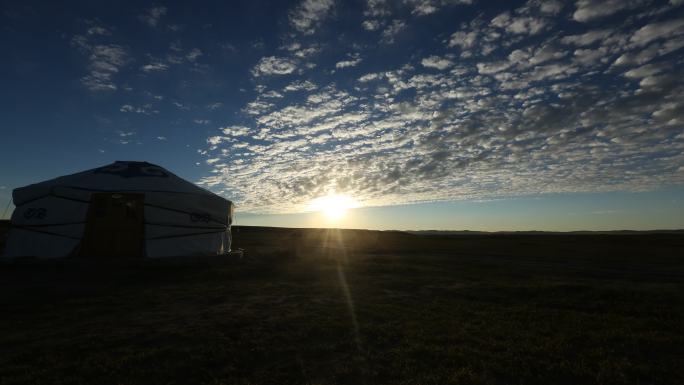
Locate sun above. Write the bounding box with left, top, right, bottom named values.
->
left=308, top=194, right=360, bottom=221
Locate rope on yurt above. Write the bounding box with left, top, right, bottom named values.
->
left=10, top=225, right=82, bottom=240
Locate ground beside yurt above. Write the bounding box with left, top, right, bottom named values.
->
left=1, top=227, right=683, bottom=385
left=0, top=220, right=9, bottom=249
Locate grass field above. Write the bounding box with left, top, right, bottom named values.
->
left=1, top=225, right=683, bottom=384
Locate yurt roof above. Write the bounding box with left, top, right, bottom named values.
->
left=13, top=161, right=230, bottom=206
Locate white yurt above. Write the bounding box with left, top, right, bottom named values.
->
left=3, top=161, right=234, bottom=258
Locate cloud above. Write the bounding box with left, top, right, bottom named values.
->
left=289, top=0, right=335, bottom=35
left=358, top=72, right=382, bottom=82
left=86, top=25, right=110, bottom=36
left=448, top=31, right=478, bottom=49
left=335, top=55, right=362, bottom=69
left=262, top=90, right=284, bottom=98
left=490, top=12, right=546, bottom=35
left=364, top=0, right=390, bottom=17
left=293, top=45, right=321, bottom=58
left=139, top=6, right=168, bottom=27
left=573, top=0, right=648, bottom=22
left=611, top=38, right=684, bottom=67
left=405, top=0, right=473, bottom=16
left=72, top=32, right=129, bottom=91
left=141, top=62, right=169, bottom=72
left=120, top=104, right=157, bottom=114
left=407, top=0, right=439, bottom=15
left=173, top=102, right=189, bottom=110
left=476, top=60, right=512, bottom=74
left=561, top=29, right=613, bottom=46
left=362, top=19, right=383, bottom=31
left=283, top=80, right=318, bottom=92
left=206, top=102, right=223, bottom=110
left=221, top=126, right=252, bottom=137
left=538, top=0, right=564, bottom=15
left=252, top=56, right=297, bottom=76
left=381, top=19, right=407, bottom=44
left=155, top=44, right=208, bottom=71
left=362, top=0, right=390, bottom=30
left=630, top=18, right=684, bottom=46
left=623, top=63, right=669, bottom=79
left=421, top=55, right=453, bottom=70
left=82, top=46, right=128, bottom=91
left=526, top=44, right=567, bottom=66
left=196, top=1, right=684, bottom=214
left=186, top=48, right=203, bottom=62
left=572, top=47, right=607, bottom=65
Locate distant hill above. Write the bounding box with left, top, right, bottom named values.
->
left=406, top=229, right=684, bottom=236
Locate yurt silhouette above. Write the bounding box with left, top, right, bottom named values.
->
left=3, top=161, right=233, bottom=258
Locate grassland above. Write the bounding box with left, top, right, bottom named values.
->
left=1, top=224, right=683, bottom=384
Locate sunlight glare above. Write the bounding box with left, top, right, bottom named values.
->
left=308, top=194, right=360, bottom=221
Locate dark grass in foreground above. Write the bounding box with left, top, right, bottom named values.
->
left=0, top=226, right=683, bottom=385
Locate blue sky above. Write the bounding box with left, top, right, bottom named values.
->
left=1, top=0, right=683, bottom=230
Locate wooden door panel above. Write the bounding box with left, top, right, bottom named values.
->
left=80, top=193, right=145, bottom=257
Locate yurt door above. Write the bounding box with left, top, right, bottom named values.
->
left=80, top=193, right=145, bottom=257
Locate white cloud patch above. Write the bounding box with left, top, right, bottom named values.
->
left=252, top=56, right=297, bottom=76
left=139, top=6, right=168, bottom=27
left=491, top=12, right=546, bottom=35
left=358, top=72, right=382, bottom=82
left=477, top=60, right=512, bottom=74
left=283, top=80, right=318, bottom=92
left=381, top=19, right=407, bottom=44
left=186, top=48, right=203, bottom=62
left=292, top=46, right=321, bottom=58
left=529, top=44, right=567, bottom=65
left=116, top=131, right=139, bottom=144
left=573, top=0, right=648, bottom=22
left=572, top=47, right=607, bottom=66
left=538, top=0, right=564, bottom=15
left=448, top=31, right=478, bottom=49
left=623, top=63, right=669, bottom=79
left=120, top=104, right=157, bottom=114
left=362, top=19, right=383, bottom=31
left=405, top=0, right=473, bottom=16
left=221, top=126, right=252, bottom=136
left=335, top=54, right=363, bottom=69
left=364, top=0, right=390, bottom=17
left=289, top=0, right=335, bottom=35
left=421, top=55, right=454, bottom=70
left=630, top=17, right=684, bottom=46
left=86, top=25, right=110, bottom=36
left=71, top=31, right=129, bottom=91
left=561, top=29, right=613, bottom=46
left=141, top=62, right=169, bottom=72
